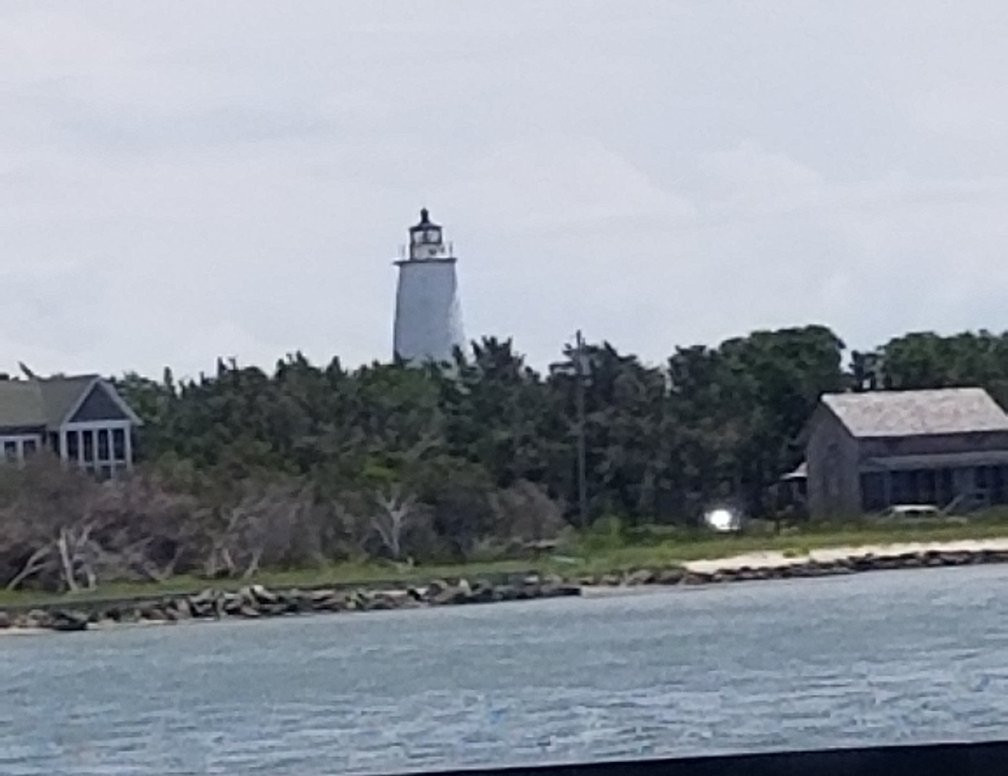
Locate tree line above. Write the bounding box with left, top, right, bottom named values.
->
left=4, top=326, right=1008, bottom=591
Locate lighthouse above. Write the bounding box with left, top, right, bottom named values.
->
left=392, top=208, right=465, bottom=364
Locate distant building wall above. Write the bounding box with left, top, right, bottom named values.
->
left=806, top=407, right=861, bottom=518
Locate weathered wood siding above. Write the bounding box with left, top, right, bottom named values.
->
left=806, top=405, right=862, bottom=518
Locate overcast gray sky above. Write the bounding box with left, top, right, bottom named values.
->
left=2, top=1, right=1007, bottom=379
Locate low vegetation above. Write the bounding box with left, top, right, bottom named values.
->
left=2, top=463, right=1006, bottom=608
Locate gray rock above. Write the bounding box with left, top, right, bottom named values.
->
left=50, top=609, right=88, bottom=632
left=657, top=568, right=684, bottom=585
left=189, top=588, right=219, bottom=606
left=277, top=589, right=307, bottom=613
left=308, top=588, right=337, bottom=604
left=188, top=600, right=215, bottom=619
left=625, top=569, right=655, bottom=586
left=138, top=604, right=167, bottom=620
left=313, top=593, right=346, bottom=611
left=492, top=584, right=519, bottom=602
left=249, top=584, right=278, bottom=605
left=469, top=580, right=495, bottom=604
left=0, top=611, right=10, bottom=629
left=546, top=583, right=581, bottom=598
left=429, top=583, right=471, bottom=606
left=425, top=579, right=449, bottom=599
left=169, top=597, right=192, bottom=619
left=379, top=588, right=409, bottom=608
left=363, top=593, right=400, bottom=611
left=27, top=609, right=52, bottom=628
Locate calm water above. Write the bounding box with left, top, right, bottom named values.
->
left=3, top=565, right=1008, bottom=775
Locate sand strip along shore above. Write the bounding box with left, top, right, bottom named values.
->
left=683, top=537, right=1008, bottom=575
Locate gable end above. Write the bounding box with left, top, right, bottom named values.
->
left=70, top=383, right=130, bottom=423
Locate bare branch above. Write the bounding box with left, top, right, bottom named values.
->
left=6, top=546, right=52, bottom=590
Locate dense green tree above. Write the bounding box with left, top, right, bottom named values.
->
left=109, top=325, right=1008, bottom=534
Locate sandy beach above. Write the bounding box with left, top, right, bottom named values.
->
left=683, top=537, right=1008, bottom=574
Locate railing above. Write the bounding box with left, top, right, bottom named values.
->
left=381, top=740, right=1008, bottom=776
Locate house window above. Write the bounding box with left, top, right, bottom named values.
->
left=67, top=431, right=79, bottom=460
left=993, top=467, right=1007, bottom=505
left=890, top=471, right=906, bottom=503
left=112, top=428, right=126, bottom=460
left=919, top=469, right=937, bottom=504
left=83, top=431, right=94, bottom=463
left=860, top=473, right=886, bottom=512
left=97, top=429, right=110, bottom=460
left=22, top=439, right=36, bottom=457
left=938, top=469, right=954, bottom=504
left=3, top=440, right=17, bottom=462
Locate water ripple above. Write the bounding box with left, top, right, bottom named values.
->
left=3, top=564, right=1008, bottom=774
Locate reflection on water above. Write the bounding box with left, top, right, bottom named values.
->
left=3, top=565, right=1008, bottom=775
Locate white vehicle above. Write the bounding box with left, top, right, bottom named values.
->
left=881, top=504, right=941, bottom=519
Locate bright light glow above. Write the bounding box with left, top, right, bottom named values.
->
left=705, top=507, right=737, bottom=532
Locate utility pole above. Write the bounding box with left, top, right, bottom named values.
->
left=574, top=329, right=588, bottom=528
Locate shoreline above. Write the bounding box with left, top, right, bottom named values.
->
left=682, top=537, right=1008, bottom=574
left=4, top=538, right=1008, bottom=635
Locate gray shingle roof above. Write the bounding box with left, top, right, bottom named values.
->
left=822, top=388, right=1008, bottom=438
left=0, top=374, right=101, bottom=430
left=37, top=375, right=99, bottom=426
left=0, top=381, right=48, bottom=428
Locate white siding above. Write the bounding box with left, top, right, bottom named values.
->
left=392, top=258, right=465, bottom=365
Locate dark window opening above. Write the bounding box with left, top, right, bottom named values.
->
left=67, top=432, right=79, bottom=460
left=83, top=431, right=94, bottom=463
left=112, top=428, right=126, bottom=461
left=938, top=468, right=954, bottom=505
left=993, top=467, right=1007, bottom=505
left=891, top=471, right=913, bottom=504
left=919, top=469, right=936, bottom=504
left=860, top=472, right=886, bottom=512
left=97, top=429, right=110, bottom=460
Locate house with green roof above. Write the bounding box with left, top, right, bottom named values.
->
left=0, top=372, right=141, bottom=477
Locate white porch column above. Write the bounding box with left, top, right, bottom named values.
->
left=59, top=429, right=68, bottom=463
left=124, top=424, right=133, bottom=471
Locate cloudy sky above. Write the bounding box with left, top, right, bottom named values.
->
left=2, top=1, right=1007, bottom=379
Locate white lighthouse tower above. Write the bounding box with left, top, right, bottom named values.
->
left=392, top=208, right=465, bottom=364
